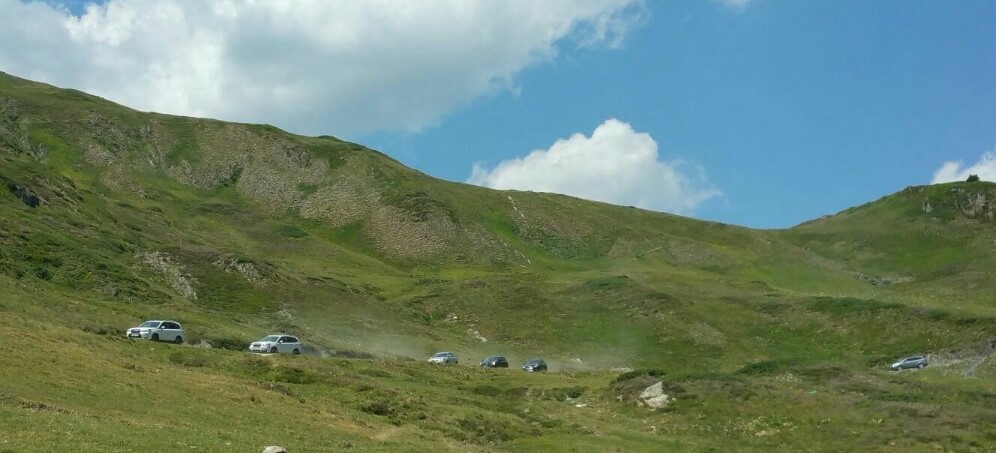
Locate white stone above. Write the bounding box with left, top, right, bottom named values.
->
left=639, top=381, right=664, bottom=400
left=638, top=381, right=671, bottom=410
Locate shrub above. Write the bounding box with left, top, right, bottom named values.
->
left=81, top=324, right=117, bottom=336
left=361, top=401, right=393, bottom=416
left=736, top=358, right=798, bottom=375
left=613, top=368, right=666, bottom=384
left=271, top=365, right=318, bottom=384
left=966, top=174, right=980, bottom=182
left=168, top=351, right=207, bottom=368
left=539, top=386, right=586, bottom=402
left=456, top=413, right=516, bottom=443
left=231, top=356, right=272, bottom=375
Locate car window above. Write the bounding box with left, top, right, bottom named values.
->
left=288, top=337, right=299, bottom=343
left=140, top=321, right=159, bottom=328
left=261, top=335, right=279, bottom=342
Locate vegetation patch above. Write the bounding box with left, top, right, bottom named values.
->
left=736, top=359, right=800, bottom=375
left=807, top=296, right=903, bottom=315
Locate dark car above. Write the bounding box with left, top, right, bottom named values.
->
left=522, top=358, right=547, bottom=372
left=480, top=356, right=509, bottom=368
left=891, top=356, right=928, bottom=371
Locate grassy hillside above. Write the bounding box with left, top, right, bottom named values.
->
left=0, top=71, right=993, bottom=451
left=785, top=183, right=996, bottom=314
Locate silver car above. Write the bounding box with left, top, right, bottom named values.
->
left=428, top=351, right=458, bottom=364
left=249, top=335, right=302, bottom=354
left=126, top=320, right=184, bottom=344
left=891, top=356, right=928, bottom=371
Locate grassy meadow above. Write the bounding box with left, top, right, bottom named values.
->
left=0, top=72, right=993, bottom=451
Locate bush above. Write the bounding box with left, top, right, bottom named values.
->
left=456, top=413, right=517, bottom=444
left=81, top=324, right=117, bottom=337
left=168, top=351, right=207, bottom=368
left=204, top=335, right=250, bottom=351
left=361, top=401, right=393, bottom=416
left=271, top=365, right=318, bottom=384
left=539, top=386, right=586, bottom=402
left=807, top=297, right=902, bottom=315
left=736, top=358, right=798, bottom=375
left=230, top=356, right=272, bottom=375
left=966, top=174, right=980, bottom=182
left=613, top=368, right=666, bottom=384
left=330, top=349, right=376, bottom=359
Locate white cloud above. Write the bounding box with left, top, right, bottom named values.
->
left=0, top=0, right=644, bottom=136
left=467, top=119, right=720, bottom=215
left=713, top=0, right=759, bottom=9
left=931, top=150, right=996, bottom=183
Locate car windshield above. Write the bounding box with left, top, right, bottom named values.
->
left=139, top=321, right=159, bottom=327
left=484, top=356, right=500, bottom=361
left=260, top=335, right=280, bottom=342
left=432, top=352, right=450, bottom=358
left=526, top=359, right=544, bottom=365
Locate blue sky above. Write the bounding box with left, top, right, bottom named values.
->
left=3, top=0, right=995, bottom=228
left=361, top=0, right=996, bottom=227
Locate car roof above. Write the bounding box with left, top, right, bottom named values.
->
left=526, top=358, right=545, bottom=362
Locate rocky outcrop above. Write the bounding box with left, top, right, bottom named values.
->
left=136, top=251, right=198, bottom=300
left=212, top=256, right=267, bottom=285
left=961, top=191, right=994, bottom=219
left=638, top=381, right=672, bottom=410
left=945, top=186, right=995, bottom=220
left=6, top=180, right=40, bottom=207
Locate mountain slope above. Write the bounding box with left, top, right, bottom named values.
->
left=785, top=182, right=996, bottom=313
left=1, top=72, right=993, bottom=451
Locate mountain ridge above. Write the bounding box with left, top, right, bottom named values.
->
left=0, top=71, right=993, bottom=452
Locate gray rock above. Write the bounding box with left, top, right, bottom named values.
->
left=6, top=181, right=40, bottom=207
left=639, top=381, right=664, bottom=400
left=638, top=381, right=672, bottom=410
left=643, top=394, right=671, bottom=409
left=263, top=447, right=287, bottom=453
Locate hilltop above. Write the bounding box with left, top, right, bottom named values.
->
left=0, top=72, right=993, bottom=451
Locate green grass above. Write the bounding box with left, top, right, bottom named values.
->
left=0, top=71, right=994, bottom=451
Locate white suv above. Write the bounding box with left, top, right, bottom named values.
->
left=428, top=351, right=458, bottom=364
left=249, top=335, right=302, bottom=354
left=126, top=320, right=184, bottom=344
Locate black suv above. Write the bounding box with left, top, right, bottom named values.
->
left=522, top=358, right=548, bottom=372
left=480, top=356, right=509, bottom=368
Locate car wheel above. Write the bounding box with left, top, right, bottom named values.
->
left=918, top=363, right=925, bottom=369
left=174, top=336, right=183, bottom=345
left=270, top=347, right=278, bottom=354
left=151, top=333, right=159, bottom=341
left=293, top=348, right=300, bottom=355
